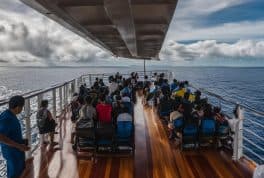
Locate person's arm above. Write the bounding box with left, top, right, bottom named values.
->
left=0, top=134, right=30, bottom=152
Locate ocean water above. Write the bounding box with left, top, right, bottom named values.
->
left=0, top=66, right=263, bottom=164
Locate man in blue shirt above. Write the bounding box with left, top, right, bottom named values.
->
left=0, top=96, right=30, bottom=178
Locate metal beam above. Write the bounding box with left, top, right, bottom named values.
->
left=104, top=0, right=138, bottom=57
left=58, top=0, right=176, bottom=7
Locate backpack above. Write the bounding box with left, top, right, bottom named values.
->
left=37, top=109, right=48, bottom=128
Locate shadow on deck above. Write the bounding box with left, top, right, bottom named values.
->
left=23, top=96, right=255, bottom=178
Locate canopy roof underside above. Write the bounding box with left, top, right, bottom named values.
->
left=21, top=0, right=178, bottom=60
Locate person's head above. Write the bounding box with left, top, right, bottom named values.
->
left=173, top=79, right=177, bottom=83
left=99, top=94, right=106, bottom=103
left=144, top=75, right=148, bottom=80
left=184, top=92, right=190, bottom=100
left=73, top=93, right=78, bottom=97
left=179, top=82, right=184, bottom=89
left=85, top=95, right=93, bottom=105
left=213, top=106, right=221, bottom=114
left=9, top=95, right=25, bottom=114
left=40, top=100, right=49, bottom=108
left=204, top=104, right=213, bottom=118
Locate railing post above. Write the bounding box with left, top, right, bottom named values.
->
left=59, top=87, right=63, bottom=113
left=74, top=79, right=78, bottom=93
left=24, top=99, right=32, bottom=158
left=89, top=74, right=92, bottom=87
left=52, top=89, right=57, bottom=118
left=232, top=105, right=244, bottom=161
left=63, top=84, right=66, bottom=107
left=37, top=94, right=43, bottom=109
left=65, top=83, right=69, bottom=105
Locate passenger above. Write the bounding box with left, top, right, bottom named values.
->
left=194, top=90, right=202, bottom=106
left=36, top=100, right=57, bottom=146
left=182, top=92, right=193, bottom=120
left=0, top=96, right=30, bottom=178
left=158, top=95, right=173, bottom=119
left=96, top=95, right=112, bottom=123
left=109, top=78, right=118, bottom=95
left=99, top=79, right=105, bottom=87
left=170, top=79, right=178, bottom=92
left=161, top=79, right=170, bottom=96
left=79, top=96, right=96, bottom=123
left=112, top=95, right=124, bottom=124
left=168, top=104, right=183, bottom=139
left=120, top=80, right=131, bottom=97
left=173, top=82, right=186, bottom=98
left=213, top=107, right=227, bottom=124
left=70, top=93, right=81, bottom=122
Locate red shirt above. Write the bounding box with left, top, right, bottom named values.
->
left=96, top=103, right=112, bottom=123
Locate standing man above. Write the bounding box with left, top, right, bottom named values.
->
left=0, top=95, right=30, bottom=178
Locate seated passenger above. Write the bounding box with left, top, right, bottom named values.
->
left=116, top=107, right=133, bottom=140
left=173, top=82, right=186, bottom=98
left=96, top=95, right=112, bottom=123
left=168, top=104, right=183, bottom=139
left=120, top=81, right=131, bottom=97
left=161, top=79, right=170, bottom=96
left=112, top=95, right=124, bottom=124
left=170, top=79, right=178, bottom=92
left=182, top=92, right=193, bottom=120
left=158, top=95, right=173, bottom=118
left=79, top=96, right=96, bottom=123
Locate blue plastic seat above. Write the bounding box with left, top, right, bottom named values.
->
left=200, top=118, right=216, bottom=135
left=183, top=124, right=198, bottom=136
left=173, top=117, right=184, bottom=129
left=116, top=121, right=133, bottom=139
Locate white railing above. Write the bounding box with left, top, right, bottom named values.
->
left=0, top=78, right=77, bottom=176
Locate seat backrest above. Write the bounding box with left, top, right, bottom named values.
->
left=201, top=118, right=216, bottom=133
left=173, top=117, right=184, bottom=128
left=116, top=121, right=133, bottom=138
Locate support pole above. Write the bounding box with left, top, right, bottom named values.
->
left=232, top=105, right=244, bottom=161
left=24, top=99, right=32, bottom=158
left=144, top=59, right=146, bottom=78
left=52, top=89, right=57, bottom=119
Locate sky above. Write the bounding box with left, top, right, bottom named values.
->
left=0, top=0, right=264, bottom=66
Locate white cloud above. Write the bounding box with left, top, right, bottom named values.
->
left=160, top=40, right=264, bottom=62
left=0, top=0, right=113, bottom=66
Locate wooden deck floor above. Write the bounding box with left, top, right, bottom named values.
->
left=23, top=96, right=256, bottom=178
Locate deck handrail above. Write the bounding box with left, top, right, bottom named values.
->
left=189, top=84, right=264, bottom=117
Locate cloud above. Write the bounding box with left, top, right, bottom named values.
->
left=160, top=40, right=264, bottom=62
left=0, top=0, right=113, bottom=65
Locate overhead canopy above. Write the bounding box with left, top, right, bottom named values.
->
left=21, top=0, right=178, bottom=59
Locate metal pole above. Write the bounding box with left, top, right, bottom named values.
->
left=144, top=59, right=146, bottom=77
left=37, top=94, right=43, bottom=109
left=24, top=99, right=32, bottom=158
left=232, top=105, right=244, bottom=161
left=52, top=89, right=57, bottom=119
left=59, top=87, right=63, bottom=113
